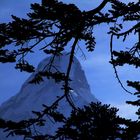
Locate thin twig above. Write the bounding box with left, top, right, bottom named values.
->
left=111, top=22, right=140, bottom=37
left=110, top=34, right=133, bottom=94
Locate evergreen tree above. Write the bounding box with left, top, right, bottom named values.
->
left=0, top=0, right=140, bottom=139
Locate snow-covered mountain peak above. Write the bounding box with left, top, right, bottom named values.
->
left=0, top=53, right=98, bottom=139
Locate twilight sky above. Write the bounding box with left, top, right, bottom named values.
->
left=0, top=0, right=139, bottom=120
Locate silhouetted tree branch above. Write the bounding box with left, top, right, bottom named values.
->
left=0, top=0, right=140, bottom=139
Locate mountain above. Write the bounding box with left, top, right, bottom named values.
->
left=0, top=53, right=98, bottom=139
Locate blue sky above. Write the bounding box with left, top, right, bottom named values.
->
left=0, top=0, right=139, bottom=120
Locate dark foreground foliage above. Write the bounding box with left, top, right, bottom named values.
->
left=0, top=102, right=139, bottom=140
left=0, top=0, right=140, bottom=139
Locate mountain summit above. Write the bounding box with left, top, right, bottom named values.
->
left=0, top=53, right=98, bottom=139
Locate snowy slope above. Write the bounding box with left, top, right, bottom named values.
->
left=0, top=53, right=98, bottom=139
